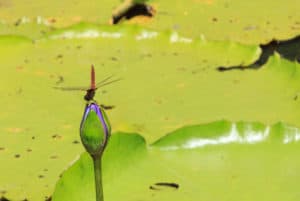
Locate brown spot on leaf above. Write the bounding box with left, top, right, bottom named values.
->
left=16, top=66, right=24, bottom=72
left=0, top=0, right=12, bottom=8
left=6, top=127, right=24, bottom=133
left=177, top=67, right=186, bottom=72
left=154, top=98, right=163, bottom=105
left=294, top=95, right=298, bottom=101
left=233, top=79, right=240, bottom=84
left=48, top=18, right=57, bottom=23
left=0, top=190, right=6, bottom=195
left=141, top=53, right=152, bottom=58
left=50, top=155, right=58, bottom=159
left=52, top=134, right=62, bottom=140
left=212, top=17, right=218, bottom=22
left=16, top=88, right=22, bottom=95
left=133, top=124, right=145, bottom=132
left=111, top=57, right=118, bottom=61
left=56, top=54, right=63, bottom=59
left=55, top=75, right=64, bottom=85
left=291, top=26, right=300, bottom=30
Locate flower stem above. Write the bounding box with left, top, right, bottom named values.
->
left=92, top=155, right=104, bottom=201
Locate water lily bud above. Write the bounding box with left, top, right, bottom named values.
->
left=80, top=102, right=111, bottom=156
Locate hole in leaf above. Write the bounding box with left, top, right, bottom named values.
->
left=111, top=2, right=155, bottom=24
left=150, top=182, right=180, bottom=190
left=14, top=154, right=20, bottom=158
left=155, top=182, right=179, bottom=189
left=38, top=175, right=45, bottom=179
left=217, top=35, right=300, bottom=71
left=0, top=196, right=10, bottom=201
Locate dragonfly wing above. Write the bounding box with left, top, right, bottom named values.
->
left=53, top=86, right=87, bottom=91
left=96, top=77, right=122, bottom=89
left=95, top=75, right=114, bottom=88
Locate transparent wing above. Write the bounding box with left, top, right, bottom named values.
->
left=53, top=86, right=87, bottom=91
left=95, top=75, right=122, bottom=89
left=95, top=75, right=114, bottom=87
left=53, top=75, right=122, bottom=91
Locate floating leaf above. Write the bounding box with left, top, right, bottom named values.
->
left=52, top=121, right=300, bottom=201
left=0, top=24, right=300, bottom=200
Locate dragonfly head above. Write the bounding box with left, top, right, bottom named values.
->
left=84, top=89, right=96, bottom=101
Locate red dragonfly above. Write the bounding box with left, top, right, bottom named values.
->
left=54, top=65, right=120, bottom=106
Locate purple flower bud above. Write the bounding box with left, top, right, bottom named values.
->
left=80, top=102, right=111, bottom=156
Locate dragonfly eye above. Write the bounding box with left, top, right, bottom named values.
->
left=84, top=89, right=96, bottom=101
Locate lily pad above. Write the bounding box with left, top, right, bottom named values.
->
left=0, top=24, right=300, bottom=200
left=1, top=0, right=300, bottom=43
left=52, top=121, right=300, bottom=201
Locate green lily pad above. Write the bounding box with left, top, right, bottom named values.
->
left=52, top=133, right=147, bottom=201
left=52, top=121, right=300, bottom=201
left=1, top=0, right=300, bottom=43
left=0, top=24, right=300, bottom=200
left=1, top=1, right=300, bottom=200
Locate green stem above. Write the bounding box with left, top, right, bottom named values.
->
left=93, top=155, right=104, bottom=201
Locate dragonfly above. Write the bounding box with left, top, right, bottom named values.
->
left=54, top=65, right=120, bottom=108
